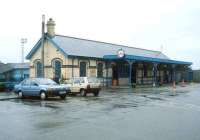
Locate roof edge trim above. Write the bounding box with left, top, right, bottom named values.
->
left=46, top=36, right=68, bottom=57
left=26, top=35, right=68, bottom=60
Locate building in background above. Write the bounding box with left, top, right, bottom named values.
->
left=0, top=63, right=29, bottom=82
left=26, top=18, right=192, bottom=86
left=192, top=70, right=200, bottom=82
left=0, top=61, right=5, bottom=81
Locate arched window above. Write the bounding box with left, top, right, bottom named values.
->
left=80, top=62, right=87, bottom=77
left=52, top=59, right=62, bottom=83
left=36, top=61, right=42, bottom=78
left=97, top=63, right=103, bottom=77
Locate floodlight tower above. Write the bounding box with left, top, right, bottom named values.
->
left=41, top=14, right=45, bottom=78
left=20, top=38, right=27, bottom=81
left=21, top=38, right=27, bottom=63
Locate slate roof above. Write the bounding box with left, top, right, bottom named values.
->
left=52, top=35, right=169, bottom=59
left=0, top=63, right=29, bottom=74
left=26, top=34, right=192, bottom=65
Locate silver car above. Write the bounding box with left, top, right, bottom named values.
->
left=14, top=78, right=70, bottom=100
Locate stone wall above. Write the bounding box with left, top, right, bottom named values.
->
left=29, top=40, right=113, bottom=83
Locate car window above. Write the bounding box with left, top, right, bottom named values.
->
left=20, top=80, right=26, bottom=85
left=23, top=79, right=31, bottom=86
left=79, top=78, right=84, bottom=83
left=35, top=79, right=57, bottom=85
left=30, top=81, right=38, bottom=86
left=74, top=79, right=80, bottom=84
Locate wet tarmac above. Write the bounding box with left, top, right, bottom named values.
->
left=0, top=84, right=200, bottom=140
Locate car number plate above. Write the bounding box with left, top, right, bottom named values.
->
left=59, top=91, right=66, bottom=94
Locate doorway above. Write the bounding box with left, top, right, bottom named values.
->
left=131, top=63, right=137, bottom=84
left=80, top=62, right=87, bottom=77
left=112, top=64, right=118, bottom=86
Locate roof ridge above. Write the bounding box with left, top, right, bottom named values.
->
left=55, top=34, right=161, bottom=53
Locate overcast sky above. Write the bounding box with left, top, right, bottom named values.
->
left=0, top=0, right=199, bottom=69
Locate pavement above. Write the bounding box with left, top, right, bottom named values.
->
left=0, top=92, right=17, bottom=100
left=0, top=83, right=200, bottom=140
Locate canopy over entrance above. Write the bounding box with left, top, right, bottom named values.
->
left=103, top=55, right=192, bottom=65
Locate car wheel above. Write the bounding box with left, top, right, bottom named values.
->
left=94, top=91, right=99, bottom=97
left=60, top=94, right=66, bottom=99
left=80, top=89, right=86, bottom=96
left=40, top=92, right=46, bottom=100
left=18, top=91, right=23, bottom=98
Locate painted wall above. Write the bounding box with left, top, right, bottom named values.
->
left=4, top=69, right=29, bottom=82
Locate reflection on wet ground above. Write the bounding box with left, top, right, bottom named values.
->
left=0, top=84, right=200, bottom=140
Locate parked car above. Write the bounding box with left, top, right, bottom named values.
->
left=64, top=77, right=101, bottom=96
left=14, top=78, right=70, bottom=99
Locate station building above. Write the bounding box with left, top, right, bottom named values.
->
left=26, top=18, right=192, bottom=87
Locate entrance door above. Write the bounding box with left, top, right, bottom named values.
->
left=80, top=62, right=87, bottom=77
left=131, top=63, right=137, bottom=83
left=112, top=64, right=118, bottom=86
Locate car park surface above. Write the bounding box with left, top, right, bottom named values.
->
left=0, top=84, right=200, bottom=140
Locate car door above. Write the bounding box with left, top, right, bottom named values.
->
left=71, top=78, right=81, bottom=93
left=21, top=79, right=31, bottom=95
left=30, top=81, right=41, bottom=96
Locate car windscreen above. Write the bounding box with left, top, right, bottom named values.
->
left=88, top=78, right=100, bottom=83
left=35, top=79, right=58, bottom=85
left=73, top=78, right=84, bottom=84
left=22, top=79, right=31, bottom=85
left=64, top=79, right=72, bottom=84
